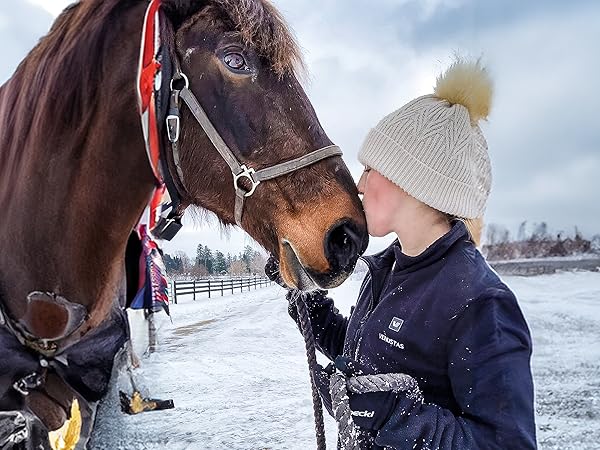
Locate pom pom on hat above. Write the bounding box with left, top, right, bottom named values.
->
left=434, top=58, right=493, bottom=123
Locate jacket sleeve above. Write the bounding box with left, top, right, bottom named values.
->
left=375, top=287, right=537, bottom=450
left=288, top=290, right=348, bottom=361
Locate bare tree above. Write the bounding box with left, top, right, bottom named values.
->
left=591, top=235, right=600, bottom=253
left=229, top=260, right=247, bottom=275
left=500, top=227, right=511, bottom=244
left=189, top=264, right=208, bottom=278
left=485, top=223, right=500, bottom=246
left=248, top=252, right=267, bottom=275
left=174, top=250, right=192, bottom=274
left=531, top=222, right=548, bottom=241
left=517, top=221, right=528, bottom=241
left=485, top=223, right=510, bottom=246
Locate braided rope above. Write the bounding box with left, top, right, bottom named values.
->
left=294, top=293, right=327, bottom=450
left=330, top=371, right=422, bottom=449
left=347, top=373, right=420, bottom=395
left=330, top=372, right=360, bottom=450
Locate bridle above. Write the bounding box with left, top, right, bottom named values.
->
left=165, top=70, right=343, bottom=227
left=137, top=0, right=343, bottom=238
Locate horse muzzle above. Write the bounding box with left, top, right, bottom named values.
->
left=280, top=218, right=368, bottom=291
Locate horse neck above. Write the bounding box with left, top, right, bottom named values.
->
left=0, top=3, right=155, bottom=325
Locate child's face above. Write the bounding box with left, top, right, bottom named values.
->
left=357, top=167, right=406, bottom=237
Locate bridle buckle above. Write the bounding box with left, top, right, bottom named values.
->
left=166, top=114, right=180, bottom=143
left=234, top=165, right=260, bottom=197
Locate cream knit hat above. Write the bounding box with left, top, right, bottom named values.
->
left=358, top=59, right=493, bottom=219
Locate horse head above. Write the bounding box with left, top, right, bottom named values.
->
left=158, top=0, right=368, bottom=290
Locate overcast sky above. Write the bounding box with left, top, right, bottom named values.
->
left=2, top=0, right=598, bottom=258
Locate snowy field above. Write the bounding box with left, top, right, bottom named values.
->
left=90, top=270, right=600, bottom=449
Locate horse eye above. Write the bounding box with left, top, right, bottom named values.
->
left=224, top=52, right=248, bottom=71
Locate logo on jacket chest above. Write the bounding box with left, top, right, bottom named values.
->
left=378, top=317, right=405, bottom=350
left=378, top=333, right=404, bottom=349
left=388, top=316, right=404, bottom=332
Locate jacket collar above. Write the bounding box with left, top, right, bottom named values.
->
left=362, top=220, right=470, bottom=275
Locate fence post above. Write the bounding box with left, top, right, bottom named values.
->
left=172, top=281, right=178, bottom=304
left=147, top=312, right=157, bottom=354
left=208, top=279, right=211, bottom=299
left=193, top=280, right=196, bottom=301
left=221, top=279, right=224, bottom=296
left=231, top=279, right=234, bottom=295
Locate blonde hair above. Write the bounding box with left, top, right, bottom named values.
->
left=443, top=215, right=484, bottom=247
left=462, top=217, right=483, bottom=247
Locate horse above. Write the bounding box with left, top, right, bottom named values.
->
left=0, top=0, right=368, bottom=447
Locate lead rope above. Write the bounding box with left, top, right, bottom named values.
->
left=293, top=293, right=328, bottom=450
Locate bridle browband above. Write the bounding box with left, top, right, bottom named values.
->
left=138, top=0, right=343, bottom=237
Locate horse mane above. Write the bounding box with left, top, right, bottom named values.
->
left=1, top=1, right=135, bottom=154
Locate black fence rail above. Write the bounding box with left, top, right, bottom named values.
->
left=170, top=275, right=273, bottom=304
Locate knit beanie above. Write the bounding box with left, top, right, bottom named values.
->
left=358, top=59, right=493, bottom=219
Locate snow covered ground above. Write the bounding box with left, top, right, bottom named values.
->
left=90, top=270, right=600, bottom=449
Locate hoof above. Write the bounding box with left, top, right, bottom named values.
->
left=0, top=410, right=50, bottom=449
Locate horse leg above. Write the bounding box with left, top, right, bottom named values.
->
left=25, top=374, right=73, bottom=432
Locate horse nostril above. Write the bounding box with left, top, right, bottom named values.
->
left=324, top=220, right=363, bottom=272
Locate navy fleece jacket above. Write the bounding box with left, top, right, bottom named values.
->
left=293, top=221, right=536, bottom=449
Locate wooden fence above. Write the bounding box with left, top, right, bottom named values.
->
left=170, top=275, right=273, bottom=304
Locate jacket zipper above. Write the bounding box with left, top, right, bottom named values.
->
left=352, top=257, right=377, bottom=359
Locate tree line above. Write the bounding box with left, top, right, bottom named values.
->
left=163, top=244, right=267, bottom=277
left=482, top=221, right=600, bottom=261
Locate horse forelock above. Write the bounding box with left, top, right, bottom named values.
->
left=165, top=0, right=305, bottom=77
left=215, top=0, right=305, bottom=77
